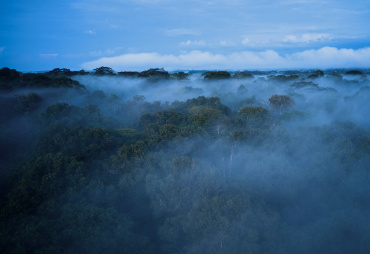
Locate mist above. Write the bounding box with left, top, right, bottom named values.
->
left=1, top=67, right=370, bottom=253
left=73, top=70, right=370, bottom=128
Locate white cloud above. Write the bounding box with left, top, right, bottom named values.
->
left=242, top=38, right=250, bottom=45
left=165, top=29, right=198, bottom=36
left=72, top=2, right=117, bottom=12
left=220, top=40, right=235, bottom=47
left=287, top=47, right=370, bottom=68
left=284, top=33, right=332, bottom=43
left=84, top=30, right=96, bottom=35
left=179, top=40, right=206, bottom=47
left=280, top=0, right=324, bottom=4
left=81, top=47, right=370, bottom=71
left=89, top=47, right=122, bottom=57
left=130, top=0, right=170, bottom=3
left=39, top=54, right=59, bottom=59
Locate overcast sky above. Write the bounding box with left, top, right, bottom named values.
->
left=1, top=0, right=369, bottom=71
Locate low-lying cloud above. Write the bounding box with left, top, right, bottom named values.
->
left=82, top=47, right=370, bottom=71
left=39, top=54, right=59, bottom=59
left=179, top=40, right=207, bottom=47
left=284, top=33, right=332, bottom=43
left=84, top=30, right=96, bottom=35
left=164, top=28, right=198, bottom=36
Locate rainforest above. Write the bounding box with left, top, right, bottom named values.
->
left=1, top=66, right=370, bottom=254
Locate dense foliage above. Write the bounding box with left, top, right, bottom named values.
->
left=1, top=67, right=370, bottom=253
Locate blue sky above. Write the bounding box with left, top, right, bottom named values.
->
left=1, top=0, right=369, bottom=71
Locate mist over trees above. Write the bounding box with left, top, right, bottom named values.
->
left=1, top=66, right=370, bottom=253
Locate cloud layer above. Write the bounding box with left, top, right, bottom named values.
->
left=82, top=47, right=370, bottom=71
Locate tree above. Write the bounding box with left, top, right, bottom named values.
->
left=233, top=72, right=254, bottom=79
left=268, top=74, right=299, bottom=82
left=20, top=73, right=86, bottom=89
left=189, top=106, right=230, bottom=134
left=290, top=81, right=319, bottom=89
left=269, top=94, right=294, bottom=114
left=94, top=66, right=115, bottom=76
left=184, top=96, right=231, bottom=116
left=203, top=71, right=231, bottom=80
left=15, top=92, right=43, bottom=114
left=308, top=70, right=324, bottom=79
left=138, top=68, right=170, bottom=81
left=236, top=106, right=270, bottom=129
left=46, top=68, right=73, bottom=77
left=0, top=67, right=21, bottom=81
left=345, top=70, right=362, bottom=75
left=118, top=71, right=139, bottom=78
left=41, top=103, right=116, bottom=128
left=170, top=72, right=189, bottom=80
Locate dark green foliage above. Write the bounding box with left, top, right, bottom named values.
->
left=41, top=103, right=117, bottom=128
left=15, top=92, right=43, bottom=114
left=233, top=72, right=254, bottom=79
left=172, top=156, right=194, bottom=172
left=118, top=71, right=139, bottom=78
left=72, top=69, right=90, bottom=75
left=138, top=68, right=170, bottom=81
left=180, top=86, right=204, bottom=95
left=203, top=71, right=231, bottom=80
left=268, top=74, right=300, bottom=82
left=143, top=123, right=180, bottom=146
left=115, top=128, right=144, bottom=145
left=154, top=110, right=187, bottom=126
left=0, top=68, right=86, bottom=90
left=235, top=96, right=256, bottom=110
left=170, top=72, right=189, bottom=80
left=2, top=153, right=84, bottom=215
left=290, top=81, right=337, bottom=93
left=189, top=106, right=224, bottom=121
left=269, top=94, right=294, bottom=113
left=145, top=147, right=282, bottom=253
left=42, top=102, right=74, bottom=120
left=237, top=84, right=247, bottom=93
left=94, top=66, right=115, bottom=76
left=237, top=106, right=270, bottom=128
left=51, top=204, right=151, bottom=254
left=0, top=67, right=21, bottom=80
left=308, top=70, right=324, bottom=79
left=1, top=152, right=152, bottom=253
left=0, top=67, right=21, bottom=89
left=1, top=67, right=370, bottom=254
left=291, top=81, right=319, bottom=89
left=25, top=73, right=85, bottom=89
left=139, top=110, right=187, bottom=129
left=278, top=110, right=307, bottom=121
left=188, top=106, right=230, bottom=134
left=39, top=125, right=124, bottom=161
left=188, top=115, right=209, bottom=126
left=185, top=96, right=231, bottom=116
left=85, top=90, right=107, bottom=106
left=318, top=121, right=370, bottom=166
left=346, top=70, right=363, bottom=75
left=111, top=140, right=147, bottom=169
left=46, top=68, right=73, bottom=77
left=45, top=68, right=90, bottom=77
left=328, top=73, right=343, bottom=82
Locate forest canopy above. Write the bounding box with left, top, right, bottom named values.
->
left=0, top=67, right=370, bottom=254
